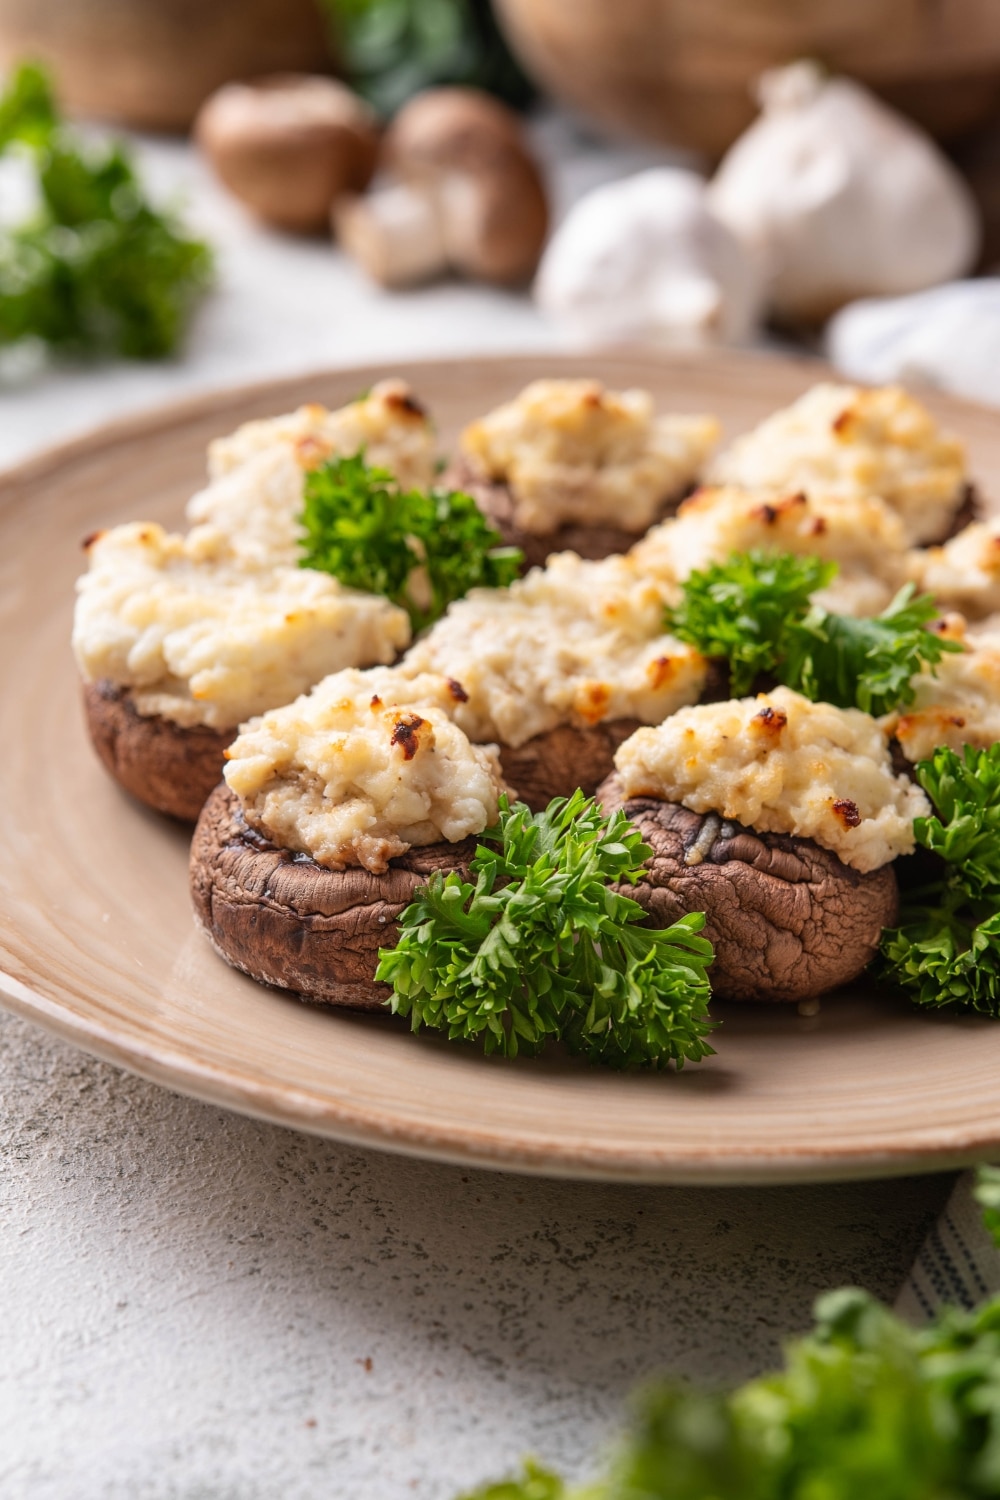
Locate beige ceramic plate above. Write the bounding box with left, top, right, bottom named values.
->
left=4, top=350, right=1000, bottom=1184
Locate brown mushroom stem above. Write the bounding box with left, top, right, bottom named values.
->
left=83, top=680, right=234, bottom=822
left=597, top=774, right=898, bottom=1004
left=190, top=783, right=476, bottom=1008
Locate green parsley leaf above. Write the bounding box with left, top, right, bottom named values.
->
left=0, top=61, right=57, bottom=151
left=913, top=744, right=1000, bottom=899
left=456, top=1462, right=565, bottom=1500
left=975, top=1166, right=1000, bottom=1252
left=325, top=0, right=535, bottom=117
left=0, top=63, right=212, bottom=361
left=666, top=551, right=960, bottom=714
left=665, top=550, right=835, bottom=696
left=782, top=584, right=963, bottom=717
left=299, top=451, right=522, bottom=630
left=881, top=744, right=1000, bottom=1015
left=881, top=901, right=1000, bottom=1016
left=375, top=791, right=716, bottom=1069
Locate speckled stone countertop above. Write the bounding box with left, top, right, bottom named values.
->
left=0, top=119, right=956, bottom=1500
left=1, top=1011, right=950, bottom=1499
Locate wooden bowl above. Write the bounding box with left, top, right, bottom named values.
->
left=493, top=0, right=1000, bottom=157
left=0, top=0, right=332, bottom=132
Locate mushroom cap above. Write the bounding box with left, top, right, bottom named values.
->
left=190, top=782, right=476, bottom=1008
left=83, top=679, right=233, bottom=822
left=384, top=87, right=531, bottom=172
left=445, top=456, right=679, bottom=569
left=498, top=719, right=641, bottom=812
left=195, top=73, right=379, bottom=233
left=598, top=775, right=899, bottom=1003
left=382, top=86, right=549, bottom=284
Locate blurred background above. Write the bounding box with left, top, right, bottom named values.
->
left=2, top=0, right=1000, bottom=465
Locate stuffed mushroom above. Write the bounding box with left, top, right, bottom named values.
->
left=707, top=382, right=974, bottom=547
left=883, top=620, right=1000, bottom=765
left=400, top=549, right=707, bottom=808
left=450, top=379, right=719, bottom=568
left=74, top=524, right=410, bottom=820
left=190, top=667, right=507, bottom=1005
left=599, top=687, right=928, bottom=1002
left=73, top=382, right=435, bottom=820
left=630, top=482, right=913, bottom=618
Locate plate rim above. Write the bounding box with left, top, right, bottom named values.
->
left=5, top=965, right=1000, bottom=1185
left=6, top=343, right=996, bottom=494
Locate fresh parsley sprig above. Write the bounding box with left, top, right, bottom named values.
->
left=300, top=452, right=522, bottom=630
left=913, top=743, right=1000, bottom=898
left=882, top=903, right=1000, bottom=1015
left=786, top=586, right=963, bottom=718
left=665, top=551, right=961, bottom=715
left=0, top=63, right=212, bottom=361
left=376, top=791, right=716, bottom=1069
left=664, top=550, right=834, bottom=697
left=325, top=0, right=535, bottom=116
left=881, top=744, right=1000, bottom=1015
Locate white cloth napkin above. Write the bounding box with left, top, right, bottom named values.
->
left=895, top=1170, right=1000, bottom=1321
left=826, top=280, right=1000, bottom=409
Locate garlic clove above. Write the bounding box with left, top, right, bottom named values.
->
left=709, top=60, right=981, bottom=324
left=826, top=280, right=1000, bottom=408
left=649, top=273, right=724, bottom=342
left=534, top=167, right=766, bottom=348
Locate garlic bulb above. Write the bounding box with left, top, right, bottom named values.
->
left=708, top=61, right=981, bottom=324
left=827, top=280, right=1000, bottom=409
left=534, top=168, right=766, bottom=348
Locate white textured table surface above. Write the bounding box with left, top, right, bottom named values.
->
left=0, top=122, right=955, bottom=1500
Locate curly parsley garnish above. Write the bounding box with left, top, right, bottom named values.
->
left=664, top=550, right=834, bottom=696
left=881, top=744, right=1000, bottom=1015
left=665, top=550, right=961, bottom=714
left=376, top=791, right=716, bottom=1068
left=300, top=452, right=522, bottom=630
left=0, top=63, right=212, bottom=361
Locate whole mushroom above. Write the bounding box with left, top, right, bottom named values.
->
left=336, top=86, right=549, bottom=288
left=195, top=74, right=379, bottom=233
left=598, top=778, right=899, bottom=1003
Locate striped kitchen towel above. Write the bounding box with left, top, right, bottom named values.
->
left=895, top=1169, right=1000, bottom=1322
